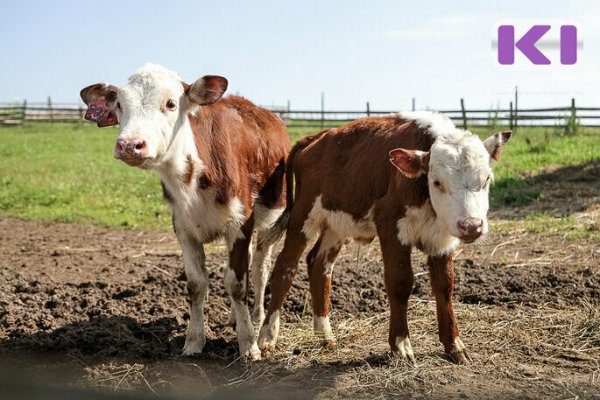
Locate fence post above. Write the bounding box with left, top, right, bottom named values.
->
left=366, top=102, right=370, bottom=117
left=21, top=99, right=27, bottom=125
left=411, top=97, right=415, bottom=111
left=514, top=86, right=518, bottom=134
left=460, top=98, right=467, bottom=129
left=571, top=98, right=576, bottom=121
left=77, top=104, right=84, bottom=128
left=47, top=96, right=54, bottom=123
left=320, top=92, right=325, bottom=129
left=509, top=101, right=513, bottom=130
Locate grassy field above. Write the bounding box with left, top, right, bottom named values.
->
left=1, top=121, right=599, bottom=232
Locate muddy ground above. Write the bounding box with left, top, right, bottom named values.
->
left=0, top=163, right=599, bottom=399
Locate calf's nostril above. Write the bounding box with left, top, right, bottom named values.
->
left=458, top=219, right=484, bottom=237
left=116, top=140, right=125, bottom=152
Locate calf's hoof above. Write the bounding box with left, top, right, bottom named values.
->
left=391, top=336, right=416, bottom=365
left=322, top=338, right=336, bottom=350
left=258, top=334, right=276, bottom=354
left=182, top=337, right=205, bottom=356
left=258, top=312, right=280, bottom=354
left=240, top=342, right=262, bottom=362
left=448, top=337, right=470, bottom=364
left=449, top=349, right=470, bottom=364
left=246, top=348, right=262, bottom=362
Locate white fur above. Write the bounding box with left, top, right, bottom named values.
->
left=398, top=111, right=495, bottom=241
left=224, top=268, right=261, bottom=359
left=397, top=111, right=457, bottom=138
left=302, top=196, right=376, bottom=243
left=250, top=240, right=272, bottom=326
left=394, top=336, right=415, bottom=360
left=315, top=229, right=343, bottom=275
left=396, top=201, right=461, bottom=255
left=322, top=261, right=334, bottom=276
left=178, top=234, right=208, bottom=356
left=223, top=198, right=246, bottom=251
left=253, top=204, right=284, bottom=231
left=258, top=310, right=280, bottom=351
left=454, top=336, right=466, bottom=352
left=117, top=64, right=190, bottom=168
left=314, top=316, right=335, bottom=340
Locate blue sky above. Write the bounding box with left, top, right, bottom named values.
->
left=1, top=0, right=599, bottom=110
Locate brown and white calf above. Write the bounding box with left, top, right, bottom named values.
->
left=258, top=112, right=511, bottom=363
left=80, top=64, right=290, bottom=360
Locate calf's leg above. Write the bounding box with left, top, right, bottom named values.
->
left=258, top=207, right=312, bottom=352
left=378, top=227, right=415, bottom=362
left=306, top=229, right=343, bottom=348
left=428, top=254, right=469, bottom=364
left=250, top=231, right=274, bottom=326
left=176, top=230, right=209, bottom=356
left=226, top=221, right=261, bottom=360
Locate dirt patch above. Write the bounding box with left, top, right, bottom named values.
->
left=495, top=160, right=600, bottom=218
left=0, top=216, right=598, bottom=398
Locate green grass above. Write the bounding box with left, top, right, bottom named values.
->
left=1, top=121, right=598, bottom=231
left=470, top=125, right=599, bottom=208
left=0, top=123, right=170, bottom=229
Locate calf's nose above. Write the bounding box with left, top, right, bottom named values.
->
left=114, top=138, right=147, bottom=159
left=457, top=218, right=484, bottom=241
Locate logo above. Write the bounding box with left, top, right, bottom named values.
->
left=494, top=20, right=581, bottom=69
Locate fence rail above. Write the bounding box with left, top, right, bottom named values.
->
left=1, top=98, right=599, bottom=129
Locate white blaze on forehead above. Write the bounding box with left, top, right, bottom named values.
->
left=129, top=63, right=182, bottom=83
left=398, top=111, right=493, bottom=186
left=120, top=63, right=184, bottom=107
left=430, top=135, right=492, bottom=187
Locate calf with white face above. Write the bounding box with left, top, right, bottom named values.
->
left=81, top=64, right=291, bottom=360
left=389, top=130, right=511, bottom=250
left=258, top=113, right=511, bottom=363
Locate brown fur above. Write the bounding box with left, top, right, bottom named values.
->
left=188, top=95, right=289, bottom=212
left=183, top=154, right=195, bottom=186
left=262, top=115, right=468, bottom=361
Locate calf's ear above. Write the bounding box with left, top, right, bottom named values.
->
left=389, top=148, right=430, bottom=178
left=483, top=130, right=512, bottom=161
left=80, top=83, right=119, bottom=127
left=186, top=75, right=228, bottom=105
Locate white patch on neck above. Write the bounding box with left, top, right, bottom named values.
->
left=396, top=200, right=460, bottom=255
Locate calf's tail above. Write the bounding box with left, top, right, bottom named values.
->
left=259, top=135, right=315, bottom=247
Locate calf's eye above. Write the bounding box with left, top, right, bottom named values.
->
left=483, top=175, right=491, bottom=188
left=165, top=99, right=177, bottom=111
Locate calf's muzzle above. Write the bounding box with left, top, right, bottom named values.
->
left=457, top=218, right=483, bottom=242
left=114, top=138, right=147, bottom=166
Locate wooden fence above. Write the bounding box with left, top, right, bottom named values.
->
left=1, top=98, right=599, bottom=130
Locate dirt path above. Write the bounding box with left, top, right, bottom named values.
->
left=0, top=215, right=598, bottom=399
